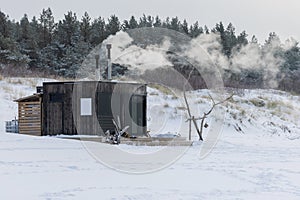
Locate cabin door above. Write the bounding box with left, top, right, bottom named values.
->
left=49, top=93, right=64, bottom=135
left=49, top=102, right=63, bottom=134
left=129, top=95, right=146, bottom=136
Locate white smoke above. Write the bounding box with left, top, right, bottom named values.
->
left=184, top=33, right=230, bottom=70
left=103, top=31, right=173, bottom=73
left=99, top=30, right=295, bottom=88
left=185, top=33, right=294, bottom=88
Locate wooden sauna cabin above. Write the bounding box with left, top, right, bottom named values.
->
left=15, top=81, right=147, bottom=137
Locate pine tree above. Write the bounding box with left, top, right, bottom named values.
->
left=0, top=11, right=10, bottom=38
left=19, top=14, right=38, bottom=67
left=263, top=32, right=282, bottom=58
left=162, top=17, right=170, bottom=28
left=90, top=17, right=106, bottom=45
left=223, top=23, right=238, bottom=57
left=251, top=35, right=258, bottom=44
left=181, top=19, right=189, bottom=35
left=282, top=41, right=300, bottom=71
left=204, top=25, right=210, bottom=34
left=153, top=16, right=162, bottom=27
left=30, top=16, right=41, bottom=44
left=80, top=12, right=91, bottom=42
left=139, top=14, right=153, bottom=27
left=38, top=41, right=64, bottom=71
left=39, top=8, right=55, bottom=47
left=212, top=22, right=225, bottom=35
left=265, top=32, right=280, bottom=46
left=122, top=20, right=129, bottom=31
left=0, top=11, right=18, bottom=64
left=60, top=40, right=90, bottom=77
left=55, top=11, right=79, bottom=46
left=122, top=16, right=138, bottom=30
left=106, top=15, right=120, bottom=35
left=129, top=16, right=138, bottom=29
left=170, top=17, right=180, bottom=31
left=236, top=30, right=248, bottom=51
left=189, top=21, right=203, bottom=38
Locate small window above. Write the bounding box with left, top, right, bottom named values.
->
left=80, top=98, right=92, bottom=116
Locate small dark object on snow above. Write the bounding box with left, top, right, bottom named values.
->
left=105, top=116, right=130, bottom=145
left=204, top=123, right=209, bottom=128
left=105, top=130, right=121, bottom=144
left=121, top=132, right=130, bottom=138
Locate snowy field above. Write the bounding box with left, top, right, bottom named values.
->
left=0, top=77, right=300, bottom=199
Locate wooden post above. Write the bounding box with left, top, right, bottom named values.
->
left=188, top=119, right=191, bottom=141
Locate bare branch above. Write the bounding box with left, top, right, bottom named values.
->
left=183, top=67, right=233, bottom=141
left=214, top=94, right=234, bottom=106
left=183, top=68, right=204, bottom=140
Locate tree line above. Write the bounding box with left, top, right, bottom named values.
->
left=0, top=8, right=299, bottom=93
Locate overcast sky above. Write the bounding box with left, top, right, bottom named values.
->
left=1, top=0, right=299, bottom=43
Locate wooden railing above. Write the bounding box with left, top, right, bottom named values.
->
left=5, top=120, right=19, bottom=133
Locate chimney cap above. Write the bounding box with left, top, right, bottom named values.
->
left=106, top=44, right=112, bottom=49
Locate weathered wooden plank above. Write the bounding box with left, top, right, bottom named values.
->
left=20, top=130, right=41, bottom=132
left=19, top=131, right=41, bottom=136
left=19, top=122, right=41, bottom=125
left=19, top=107, right=41, bottom=111
left=19, top=128, right=41, bottom=130
left=19, top=117, right=40, bottom=120
left=19, top=126, right=41, bottom=130
left=19, top=114, right=41, bottom=117
left=19, top=102, right=41, bottom=106
left=19, top=122, right=40, bottom=125
left=19, top=110, right=40, bottom=113
left=19, top=112, right=40, bottom=115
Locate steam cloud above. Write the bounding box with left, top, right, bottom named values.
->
left=96, top=30, right=295, bottom=88
left=103, top=31, right=173, bottom=74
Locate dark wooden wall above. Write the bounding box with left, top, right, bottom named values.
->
left=42, top=81, right=147, bottom=136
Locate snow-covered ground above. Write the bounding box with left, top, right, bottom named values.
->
left=0, top=77, right=300, bottom=199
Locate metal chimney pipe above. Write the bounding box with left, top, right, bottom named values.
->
left=95, top=54, right=100, bottom=80
left=106, top=44, right=112, bottom=81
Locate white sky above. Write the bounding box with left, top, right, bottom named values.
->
left=1, top=0, right=299, bottom=43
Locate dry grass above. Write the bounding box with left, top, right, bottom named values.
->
left=200, top=95, right=211, bottom=100
left=249, top=98, right=265, bottom=107
left=55, top=76, right=75, bottom=82
left=266, top=101, right=279, bottom=109
left=149, top=91, right=159, bottom=96
left=26, top=79, right=39, bottom=88
left=195, top=99, right=205, bottom=104
left=1, top=85, right=25, bottom=100
left=2, top=85, right=11, bottom=93
left=6, top=78, right=23, bottom=85
left=10, top=90, right=26, bottom=100
left=176, top=106, right=187, bottom=111
left=230, top=111, right=238, bottom=120
left=235, top=106, right=246, bottom=117
left=149, top=83, right=174, bottom=96
left=163, top=103, right=170, bottom=108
